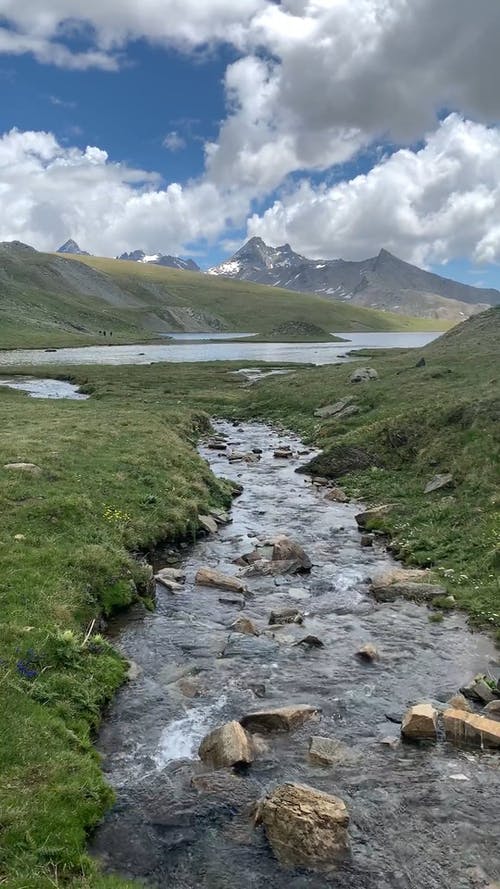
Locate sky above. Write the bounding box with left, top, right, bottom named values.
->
left=1, top=0, right=500, bottom=287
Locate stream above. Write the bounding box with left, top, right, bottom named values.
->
left=92, top=421, right=500, bottom=889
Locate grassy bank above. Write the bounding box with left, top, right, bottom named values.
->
left=0, top=387, right=232, bottom=888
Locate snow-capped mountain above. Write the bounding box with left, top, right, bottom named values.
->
left=56, top=239, right=90, bottom=255
left=208, top=237, right=499, bottom=320
left=118, top=249, right=200, bottom=272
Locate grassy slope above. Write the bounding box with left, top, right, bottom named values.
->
left=0, top=245, right=447, bottom=349
left=0, top=388, right=233, bottom=889
left=68, top=254, right=447, bottom=335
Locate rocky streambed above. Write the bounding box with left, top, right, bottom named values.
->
left=92, top=421, right=500, bottom=889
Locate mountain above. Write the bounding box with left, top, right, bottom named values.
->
left=208, top=237, right=499, bottom=321
left=0, top=240, right=442, bottom=349
left=56, top=238, right=90, bottom=255
left=118, top=249, right=200, bottom=272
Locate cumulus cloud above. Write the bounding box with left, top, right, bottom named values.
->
left=0, top=128, right=249, bottom=255
left=247, top=115, right=500, bottom=265
left=0, top=0, right=266, bottom=64
left=207, top=0, right=500, bottom=191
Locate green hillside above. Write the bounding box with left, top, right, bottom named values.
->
left=0, top=242, right=447, bottom=349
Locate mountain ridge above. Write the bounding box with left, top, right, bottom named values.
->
left=208, top=237, right=499, bottom=321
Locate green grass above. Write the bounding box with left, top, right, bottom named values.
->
left=0, top=387, right=232, bottom=888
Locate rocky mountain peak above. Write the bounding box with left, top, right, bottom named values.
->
left=56, top=239, right=90, bottom=255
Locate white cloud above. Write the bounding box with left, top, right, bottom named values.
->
left=0, top=1, right=266, bottom=65
left=162, top=131, right=186, bottom=152
left=247, top=115, right=500, bottom=265
left=0, top=128, right=249, bottom=256
left=207, top=0, right=500, bottom=192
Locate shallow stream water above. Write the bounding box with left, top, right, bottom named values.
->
left=92, top=421, right=500, bottom=889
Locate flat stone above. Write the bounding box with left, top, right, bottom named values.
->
left=218, top=595, right=246, bottom=608
left=401, top=703, right=438, bottom=741
left=241, top=705, right=320, bottom=734
left=324, top=487, right=350, bottom=503
left=230, top=616, right=260, bottom=637
left=195, top=567, right=247, bottom=594
left=355, top=504, right=392, bottom=528
left=447, top=693, right=472, bottom=713
left=209, top=508, right=231, bottom=525
left=314, top=397, right=354, bottom=419
left=360, top=534, right=374, bottom=547
left=424, top=473, right=454, bottom=494
left=350, top=366, right=378, bottom=383
left=484, top=701, right=500, bottom=718
left=269, top=608, right=304, bottom=626
left=126, top=660, right=142, bottom=681
left=155, top=567, right=186, bottom=583
left=274, top=449, right=293, bottom=459
left=372, top=582, right=446, bottom=603
left=154, top=575, right=184, bottom=593
left=292, top=635, right=324, bottom=649
left=460, top=676, right=497, bottom=704
left=443, top=708, right=500, bottom=748
left=198, top=514, right=218, bottom=534
left=257, top=782, right=349, bottom=870
left=199, top=721, right=254, bottom=769
left=4, top=462, right=41, bottom=474
left=309, top=736, right=351, bottom=765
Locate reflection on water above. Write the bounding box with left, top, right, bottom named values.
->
left=0, top=332, right=439, bottom=367
left=91, top=421, right=500, bottom=889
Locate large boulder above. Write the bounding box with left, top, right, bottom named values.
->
left=256, top=782, right=349, bottom=870
left=401, top=703, right=438, bottom=741
left=443, top=709, right=500, bottom=749
left=350, top=367, right=378, bottom=383
left=198, top=721, right=254, bottom=769
left=195, top=567, right=247, bottom=594
left=240, top=705, right=320, bottom=734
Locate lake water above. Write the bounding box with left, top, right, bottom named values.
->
left=0, top=377, right=88, bottom=399
left=0, top=332, right=439, bottom=367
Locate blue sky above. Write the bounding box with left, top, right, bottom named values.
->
left=1, top=0, right=500, bottom=288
